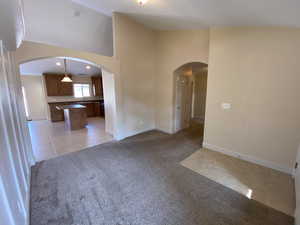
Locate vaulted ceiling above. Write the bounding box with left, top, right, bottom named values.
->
left=23, top=0, right=113, bottom=56
left=22, top=0, right=300, bottom=56
left=72, top=0, right=300, bottom=30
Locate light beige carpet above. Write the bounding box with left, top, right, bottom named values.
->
left=181, top=148, right=295, bottom=216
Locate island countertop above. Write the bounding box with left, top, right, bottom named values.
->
left=48, top=99, right=103, bottom=104
left=56, top=104, right=87, bottom=110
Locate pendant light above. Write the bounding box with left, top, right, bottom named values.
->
left=61, top=59, right=72, bottom=82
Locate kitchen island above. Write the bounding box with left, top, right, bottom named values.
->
left=48, top=100, right=104, bottom=122
left=56, top=104, right=87, bottom=130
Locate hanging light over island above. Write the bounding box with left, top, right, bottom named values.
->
left=61, top=58, right=73, bottom=82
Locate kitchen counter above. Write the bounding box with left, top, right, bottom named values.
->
left=48, top=99, right=103, bottom=104
left=56, top=104, right=86, bottom=110
left=48, top=100, right=105, bottom=122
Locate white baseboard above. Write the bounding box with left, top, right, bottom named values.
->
left=202, top=142, right=293, bottom=175
left=117, top=126, right=156, bottom=140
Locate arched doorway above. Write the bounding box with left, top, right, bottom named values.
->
left=18, top=56, right=118, bottom=161
left=173, top=62, right=208, bottom=137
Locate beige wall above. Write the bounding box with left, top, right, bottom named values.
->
left=155, top=30, right=209, bottom=133
left=113, top=13, right=156, bottom=136
left=204, top=27, right=300, bottom=173
left=193, top=69, right=208, bottom=120
left=21, top=75, right=47, bottom=120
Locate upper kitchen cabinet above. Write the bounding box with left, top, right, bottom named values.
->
left=91, top=76, right=103, bottom=97
left=44, top=73, right=73, bottom=96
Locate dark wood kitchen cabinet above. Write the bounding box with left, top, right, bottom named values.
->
left=60, top=78, right=74, bottom=96
left=80, top=103, right=95, bottom=117
left=94, top=102, right=101, bottom=117
left=91, top=76, right=103, bottom=97
left=44, top=73, right=73, bottom=96
left=94, top=101, right=105, bottom=117
left=49, top=103, right=65, bottom=122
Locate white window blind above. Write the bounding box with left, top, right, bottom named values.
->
left=73, top=84, right=91, bottom=98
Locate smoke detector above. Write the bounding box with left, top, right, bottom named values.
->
left=137, top=0, right=148, bottom=5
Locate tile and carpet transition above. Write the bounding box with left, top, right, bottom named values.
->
left=30, top=127, right=294, bottom=225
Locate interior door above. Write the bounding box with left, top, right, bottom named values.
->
left=174, top=74, right=192, bottom=132
left=295, top=144, right=300, bottom=224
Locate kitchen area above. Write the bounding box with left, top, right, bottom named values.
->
left=45, top=73, right=105, bottom=128
left=20, top=57, right=114, bottom=161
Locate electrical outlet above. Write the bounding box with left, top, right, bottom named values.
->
left=221, top=103, right=231, bottom=110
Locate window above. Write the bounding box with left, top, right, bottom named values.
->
left=73, top=84, right=91, bottom=98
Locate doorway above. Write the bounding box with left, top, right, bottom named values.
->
left=19, top=57, right=117, bottom=161
left=173, top=62, right=208, bottom=137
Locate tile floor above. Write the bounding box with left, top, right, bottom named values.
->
left=28, top=117, right=114, bottom=162
left=181, top=148, right=295, bottom=216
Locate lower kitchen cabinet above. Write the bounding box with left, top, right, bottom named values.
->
left=48, top=100, right=104, bottom=122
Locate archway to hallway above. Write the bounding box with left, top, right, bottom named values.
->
left=173, top=62, right=208, bottom=140
left=18, top=56, right=118, bottom=162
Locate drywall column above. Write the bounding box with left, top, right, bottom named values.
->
left=113, top=13, right=156, bottom=138
left=102, top=69, right=117, bottom=137
left=0, top=41, right=34, bottom=225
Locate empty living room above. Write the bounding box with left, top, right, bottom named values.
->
left=1, top=0, right=300, bottom=225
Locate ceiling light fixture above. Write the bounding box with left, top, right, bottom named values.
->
left=56, top=62, right=61, bottom=66
left=137, top=0, right=148, bottom=5
left=86, top=65, right=91, bottom=70
left=61, top=59, right=73, bottom=82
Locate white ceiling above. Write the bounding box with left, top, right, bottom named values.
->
left=23, top=0, right=113, bottom=56
left=20, top=57, right=102, bottom=76
left=72, top=0, right=300, bottom=30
